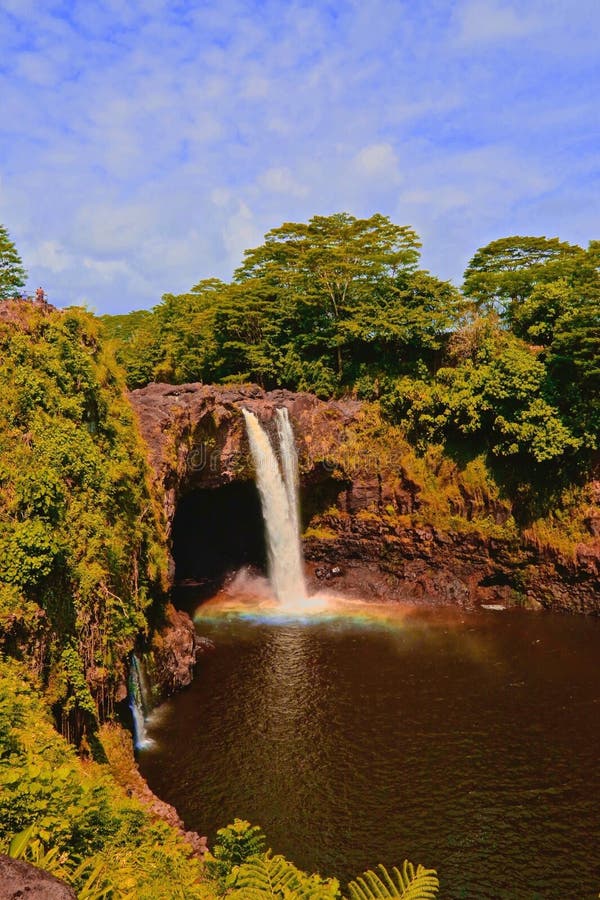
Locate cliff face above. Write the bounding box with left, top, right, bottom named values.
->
left=304, top=515, right=600, bottom=614
left=128, top=382, right=359, bottom=533
left=129, top=383, right=600, bottom=615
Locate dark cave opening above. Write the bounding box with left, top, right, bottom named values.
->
left=171, top=482, right=267, bottom=590
left=479, top=572, right=514, bottom=588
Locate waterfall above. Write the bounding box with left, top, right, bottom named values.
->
left=243, top=408, right=307, bottom=607
left=129, top=654, right=152, bottom=750
left=276, top=408, right=302, bottom=543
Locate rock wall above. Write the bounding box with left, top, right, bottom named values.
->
left=130, top=383, right=600, bottom=614
left=129, top=382, right=358, bottom=536
left=304, top=514, right=600, bottom=614
left=0, top=855, right=76, bottom=899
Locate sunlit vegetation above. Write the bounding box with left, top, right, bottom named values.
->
left=0, top=298, right=167, bottom=746
left=102, top=216, right=598, bottom=496
left=0, top=224, right=27, bottom=299
left=0, top=656, right=206, bottom=898
left=0, top=216, right=597, bottom=896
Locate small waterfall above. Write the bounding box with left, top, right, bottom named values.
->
left=129, top=654, right=152, bottom=750
left=243, top=408, right=307, bottom=607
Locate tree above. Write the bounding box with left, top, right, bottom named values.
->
left=346, top=270, right=465, bottom=359
left=100, top=309, right=161, bottom=388
left=0, top=224, right=27, bottom=300
left=547, top=292, right=600, bottom=445
left=462, top=235, right=583, bottom=319
left=235, top=213, right=422, bottom=378
left=102, top=215, right=464, bottom=394
left=508, top=279, right=574, bottom=345
left=383, top=326, right=580, bottom=465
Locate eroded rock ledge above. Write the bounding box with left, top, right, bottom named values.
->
left=130, top=383, right=600, bottom=614
left=129, top=382, right=359, bottom=532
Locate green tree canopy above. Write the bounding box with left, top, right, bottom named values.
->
left=462, top=235, right=584, bottom=318
left=103, top=213, right=465, bottom=395
left=0, top=225, right=27, bottom=299
left=0, top=303, right=167, bottom=741
left=383, top=323, right=581, bottom=465
left=235, top=213, right=422, bottom=377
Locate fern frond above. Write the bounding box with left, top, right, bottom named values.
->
left=345, top=860, right=439, bottom=900
left=229, top=850, right=339, bottom=898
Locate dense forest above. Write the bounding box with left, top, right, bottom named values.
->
left=0, top=215, right=598, bottom=897
left=100, top=213, right=599, bottom=534
left=102, top=214, right=599, bottom=476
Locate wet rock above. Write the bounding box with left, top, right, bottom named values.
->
left=0, top=855, right=76, bottom=899
left=315, top=565, right=344, bottom=580
left=150, top=604, right=204, bottom=698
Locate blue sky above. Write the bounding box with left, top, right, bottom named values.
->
left=1, top=0, right=598, bottom=314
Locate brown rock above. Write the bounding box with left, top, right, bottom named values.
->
left=0, top=855, right=76, bottom=899
left=129, top=383, right=600, bottom=615
left=129, top=383, right=359, bottom=542
left=150, top=603, right=203, bottom=697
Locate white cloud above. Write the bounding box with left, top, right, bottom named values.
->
left=0, top=0, right=597, bottom=312
left=222, top=202, right=261, bottom=266
left=353, top=144, right=399, bottom=180
left=83, top=257, right=131, bottom=280
left=258, top=167, right=308, bottom=197
left=211, top=188, right=232, bottom=208
left=241, top=74, right=270, bottom=100
left=455, top=1, right=542, bottom=43
left=29, top=240, right=73, bottom=273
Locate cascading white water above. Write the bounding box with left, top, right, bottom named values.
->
left=243, top=408, right=307, bottom=607
left=129, top=654, right=152, bottom=749
left=276, top=408, right=302, bottom=543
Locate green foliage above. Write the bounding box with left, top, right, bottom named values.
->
left=383, top=325, right=579, bottom=464
left=103, top=213, right=465, bottom=393
left=60, top=644, right=99, bottom=720
left=0, top=657, right=208, bottom=899
left=8, top=824, right=74, bottom=886
left=461, top=236, right=599, bottom=454
left=462, top=235, right=583, bottom=318
left=200, top=815, right=437, bottom=900
left=8, top=823, right=113, bottom=899
left=228, top=850, right=340, bottom=898
left=100, top=309, right=161, bottom=389
left=0, top=301, right=167, bottom=737
left=547, top=290, right=600, bottom=442
left=100, top=219, right=596, bottom=498
left=235, top=212, right=422, bottom=377
left=0, top=224, right=27, bottom=299
left=346, top=861, right=439, bottom=900
left=205, top=818, right=267, bottom=891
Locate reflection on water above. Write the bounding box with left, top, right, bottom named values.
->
left=139, top=581, right=600, bottom=900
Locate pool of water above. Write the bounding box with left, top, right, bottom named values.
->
left=139, top=593, right=600, bottom=899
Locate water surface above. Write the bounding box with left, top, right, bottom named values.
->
left=139, top=595, right=600, bottom=899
